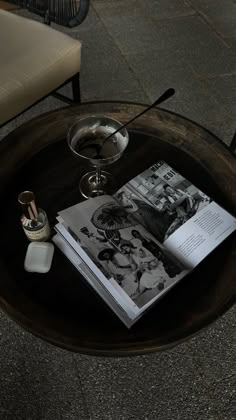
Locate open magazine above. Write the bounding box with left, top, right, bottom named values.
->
left=53, top=161, right=236, bottom=328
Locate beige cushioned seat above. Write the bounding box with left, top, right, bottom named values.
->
left=0, top=10, right=81, bottom=125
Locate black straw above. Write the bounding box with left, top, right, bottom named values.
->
left=99, top=88, right=175, bottom=153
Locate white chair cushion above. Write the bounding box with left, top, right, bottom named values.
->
left=0, top=10, right=82, bottom=125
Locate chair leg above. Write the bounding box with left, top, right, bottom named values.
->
left=71, top=73, right=81, bottom=103
left=51, top=73, right=81, bottom=104
left=229, top=130, right=236, bottom=154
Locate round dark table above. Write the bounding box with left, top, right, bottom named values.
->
left=0, top=101, right=235, bottom=356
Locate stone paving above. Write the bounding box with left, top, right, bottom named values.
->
left=0, top=1, right=235, bottom=419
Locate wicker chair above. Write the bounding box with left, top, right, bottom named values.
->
left=9, top=0, right=90, bottom=27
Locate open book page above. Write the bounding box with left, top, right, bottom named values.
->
left=58, top=195, right=189, bottom=311
left=55, top=222, right=139, bottom=318
left=52, top=233, right=135, bottom=328
left=163, top=201, right=236, bottom=267
left=113, top=161, right=236, bottom=268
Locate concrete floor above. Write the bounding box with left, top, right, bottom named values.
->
left=0, top=1, right=235, bottom=419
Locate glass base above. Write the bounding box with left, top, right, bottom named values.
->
left=79, top=171, right=113, bottom=199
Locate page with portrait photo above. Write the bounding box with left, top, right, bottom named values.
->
left=58, top=195, right=189, bottom=312
left=113, top=161, right=236, bottom=269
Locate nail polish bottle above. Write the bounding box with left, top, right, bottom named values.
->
left=18, top=191, right=51, bottom=242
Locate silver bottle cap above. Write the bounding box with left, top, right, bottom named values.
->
left=18, top=191, right=39, bottom=220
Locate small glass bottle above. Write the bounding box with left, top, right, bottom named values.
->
left=18, top=191, right=51, bottom=242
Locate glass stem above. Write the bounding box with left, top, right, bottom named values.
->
left=96, top=167, right=102, bottom=185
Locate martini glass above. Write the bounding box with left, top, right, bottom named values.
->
left=67, top=115, right=129, bottom=198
